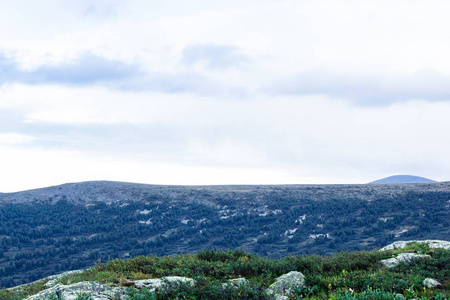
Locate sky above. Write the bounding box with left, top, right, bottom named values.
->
left=1, top=0, right=450, bottom=192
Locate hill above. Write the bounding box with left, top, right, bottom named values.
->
left=0, top=181, right=449, bottom=288
left=369, top=175, right=436, bottom=184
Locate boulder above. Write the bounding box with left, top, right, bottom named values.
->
left=381, top=253, right=430, bottom=268
left=24, top=281, right=128, bottom=300
left=423, top=278, right=442, bottom=288
left=380, top=240, right=450, bottom=251
left=134, top=276, right=195, bottom=292
left=266, top=271, right=305, bottom=299
left=222, top=277, right=248, bottom=288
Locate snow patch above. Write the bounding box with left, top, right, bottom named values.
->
left=309, top=233, right=329, bottom=239
left=284, top=228, right=298, bottom=236
left=295, top=214, right=306, bottom=224
left=139, top=219, right=152, bottom=225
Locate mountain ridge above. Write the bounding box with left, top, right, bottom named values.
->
left=0, top=179, right=448, bottom=205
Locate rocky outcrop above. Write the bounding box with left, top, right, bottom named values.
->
left=21, top=272, right=308, bottom=300
left=24, top=281, right=128, bottom=300
left=266, top=271, right=305, bottom=300
left=381, top=253, right=431, bottom=268
left=379, top=240, right=449, bottom=268
left=44, top=270, right=86, bottom=288
left=380, top=240, right=450, bottom=251
left=133, top=276, right=195, bottom=292
left=24, top=277, right=196, bottom=300
left=6, top=269, right=86, bottom=292
left=423, top=278, right=442, bottom=288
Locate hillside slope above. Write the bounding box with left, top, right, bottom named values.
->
left=0, top=181, right=449, bottom=288
left=2, top=241, right=450, bottom=300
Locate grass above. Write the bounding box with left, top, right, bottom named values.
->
left=1, top=243, right=449, bottom=299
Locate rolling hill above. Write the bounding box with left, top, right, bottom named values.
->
left=369, top=175, right=436, bottom=184
left=0, top=180, right=449, bottom=288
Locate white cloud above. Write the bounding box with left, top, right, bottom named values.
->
left=0, top=133, right=34, bottom=145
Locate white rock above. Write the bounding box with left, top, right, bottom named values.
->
left=222, top=277, right=248, bottom=288
left=266, top=271, right=305, bottom=298
left=423, top=278, right=442, bottom=288
left=134, top=276, right=195, bottom=292
left=44, top=270, right=86, bottom=287
left=24, top=282, right=127, bottom=300
left=381, top=253, right=430, bottom=268
left=7, top=269, right=86, bottom=291
left=380, top=240, right=450, bottom=251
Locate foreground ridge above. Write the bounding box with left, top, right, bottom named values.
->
left=2, top=240, right=449, bottom=300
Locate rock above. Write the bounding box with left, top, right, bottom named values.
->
left=222, top=277, right=248, bottom=288
left=44, top=269, right=86, bottom=287
left=6, top=269, right=86, bottom=291
left=380, top=240, right=450, bottom=251
left=395, top=293, right=406, bottom=299
left=381, top=253, right=430, bottom=268
left=423, top=278, right=442, bottom=288
left=24, top=281, right=128, bottom=300
left=134, top=276, right=195, bottom=292
left=274, top=295, right=289, bottom=300
left=266, top=271, right=305, bottom=299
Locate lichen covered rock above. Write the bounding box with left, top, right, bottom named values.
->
left=134, top=276, right=195, bottom=292
left=381, top=253, right=430, bottom=268
left=423, top=278, right=442, bottom=288
left=266, top=271, right=305, bottom=299
left=44, top=270, right=86, bottom=288
left=380, top=240, right=450, bottom=251
left=222, top=277, right=248, bottom=289
left=24, top=281, right=127, bottom=300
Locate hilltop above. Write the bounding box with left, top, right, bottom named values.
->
left=369, top=175, right=436, bottom=184
left=0, top=179, right=447, bottom=205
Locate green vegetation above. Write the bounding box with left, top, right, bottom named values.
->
left=1, top=244, right=449, bottom=299
left=0, top=184, right=448, bottom=288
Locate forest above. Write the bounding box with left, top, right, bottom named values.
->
left=0, top=184, right=449, bottom=288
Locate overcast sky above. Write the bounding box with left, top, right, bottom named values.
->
left=1, top=0, right=450, bottom=192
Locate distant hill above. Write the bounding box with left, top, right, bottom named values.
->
left=369, top=175, right=436, bottom=184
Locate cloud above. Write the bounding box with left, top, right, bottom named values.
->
left=28, top=53, right=142, bottom=85
left=0, top=133, right=34, bottom=145
left=181, top=44, right=249, bottom=69
left=266, top=69, right=450, bottom=105
left=82, top=1, right=122, bottom=19
left=0, top=108, right=27, bottom=132
left=0, top=52, right=141, bottom=86
left=119, top=71, right=215, bottom=94
left=0, top=52, right=245, bottom=96
left=0, top=53, right=22, bottom=83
